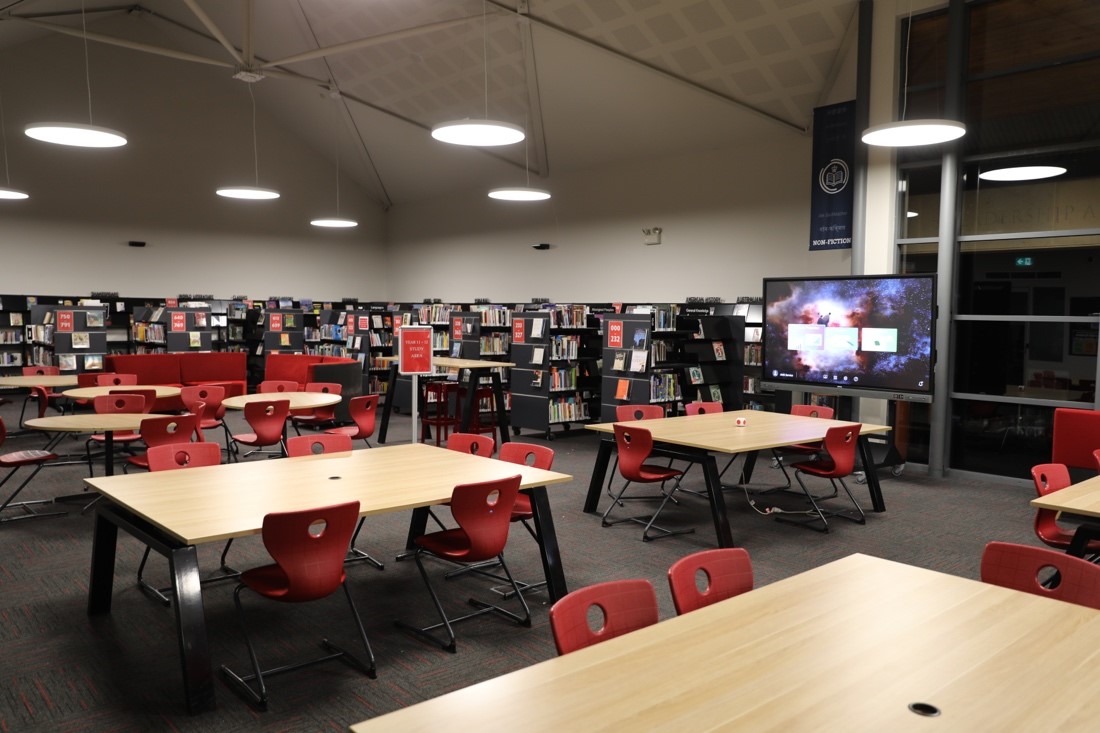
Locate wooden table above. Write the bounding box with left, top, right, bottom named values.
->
left=0, top=374, right=79, bottom=388
left=85, top=443, right=572, bottom=714
left=62, top=384, right=182, bottom=400
left=584, top=410, right=891, bottom=547
left=25, top=413, right=170, bottom=476
left=223, top=392, right=342, bottom=456
left=378, top=356, right=514, bottom=446
left=350, top=552, right=1100, bottom=733
left=1030, top=474, right=1100, bottom=556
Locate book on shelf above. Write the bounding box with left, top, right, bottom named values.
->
left=530, top=318, right=546, bottom=339
left=450, top=342, right=461, bottom=357
left=745, top=326, right=762, bottom=342
left=9, top=313, right=22, bottom=326
left=58, top=354, right=77, bottom=371
left=85, top=311, right=104, bottom=328
left=279, top=333, right=291, bottom=347
left=611, top=350, right=627, bottom=372
left=615, top=378, right=631, bottom=400
left=284, top=314, right=297, bottom=328
left=712, top=341, right=727, bottom=360
left=732, top=303, right=749, bottom=317
left=531, top=370, right=543, bottom=388
left=631, top=327, right=648, bottom=350
left=372, top=315, right=383, bottom=329
left=629, top=348, right=648, bottom=372
left=531, top=346, right=546, bottom=364
left=84, top=354, right=103, bottom=370
left=193, top=312, right=208, bottom=328
left=189, top=331, right=202, bottom=348
left=688, top=365, right=704, bottom=384
left=709, top=384, right=723, bottom=402
left=71, top=332, right=90, bottom=349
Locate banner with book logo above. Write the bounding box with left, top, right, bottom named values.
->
left=809, top=100, right=855, bottom=251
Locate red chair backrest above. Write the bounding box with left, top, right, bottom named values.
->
left=791, top=403, right=835, bottom=419
left=685, top=401, right=723, bottom=415
left=258, top=380, right=298, bottom=394
left=615, top=404, right=664, bottom=421
left=813, top=424, right=860, bottom=477
left=448, top=475, right=521, bottom=562
left=112, top=389, right=157, bottom=413
left=668, top=548, right=754, bottom=615
left=1031, top=463, right=1073, bottom=546
left=22, top=366, right=59, bottom=376
left=93, top=393, right=145, bottom=414
left=613, top=424, right=658, bottom=482
left=29, top=385, right=51, bottom=419
left=286, top=433, right=354, bottom=457
left=549, top=579, right=658, bottom=655
left=498, top=442, right=554, bottom=470
left=299, top=382, right=342, bottom=418
left=260, top=501, right=361, bottom=602
left=147, top=442, right=222, bottom=471
left=347, top=395, right=379, bottom=439
left=981, top=541, right=1100, bottom=610
left=447, top=433, right=495, bottom=457
left=180, top=385, right=227, bottom=420
left=1052, top=408, right=1100, bottom=471
left=139, top=414, right=199, bottom=450
left=243, top=399, right=291, bottom=444
left=96, top=373, right=138, bottom=386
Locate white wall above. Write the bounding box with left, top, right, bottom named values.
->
left=385, top=134, right=852, bottom=304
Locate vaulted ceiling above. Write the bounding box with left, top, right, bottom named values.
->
left=0, top=0, right=860, bottom=208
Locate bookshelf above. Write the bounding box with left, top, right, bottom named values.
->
left=0, top=296, right=28, bottom=373
left=131, top=305, right=168, bottom=354
left=681, top=313, right=746, bottom=411
left=260, top=308, right=305, bottom=356
left=716, top=298, right=771, bottom=409
left=365, top=304, right=394, bottom=400
left=599, top=308, right=690, bottom=422
left=29, top=304, right=108, bottom=373
left=165, top=307, right=214, bottom=352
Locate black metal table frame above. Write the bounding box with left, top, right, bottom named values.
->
left=378, top=363, right=512, bottom=446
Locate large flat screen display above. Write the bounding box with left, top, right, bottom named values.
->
left=760, top=274, right=936, bottom=402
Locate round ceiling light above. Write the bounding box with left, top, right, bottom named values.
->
left=0, top=187, right=29, bottom=200
left=978, top=166, right=1066, bottom=182
left=862, top=120, right=966, bottom=147
left=25, top=122, right=127, bottom=148
left=432, top=119, right=524, bottom=147
left=216, top=185, right=280, bottom=200
left=311, top=217, right=358, bottom=228
left=488, top=187, right=551, bottom=201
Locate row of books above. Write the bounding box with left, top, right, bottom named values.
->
left=549, top=334, right=582, bottom=360
left=744, top=343, right=762, bottom=366
left=472, top=305, right=511, bottom=327
left=0, top=330, right=22, bottom=344
left=548, top=393, right=590, bottom=424
left=417, top=303, right=452, bottom=325
left=650, top=372, right=682, bottom=403
left=480, top=333, right=508, bottom=355
left=609, top=348, right=649, bottom=373
left=306, top=343, right=349, bottom=357
left=27, top=325, right=54, bottom=343
left=547, top=304, right=589, bottom=329
left=549, top=365, right=579, bottom=391
left=0, top=353, right=22, bottom=366
left=132, top=323, right=166, bottom=343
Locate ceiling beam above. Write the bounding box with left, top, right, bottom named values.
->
left=181, top=0, right=244, bottom=65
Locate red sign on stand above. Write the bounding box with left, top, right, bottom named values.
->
left=512, top=318, right=525, bottom=345
left=170, top=312, right=187, bottom=332
left=56, top=311, right=74, bottom=333
left=399, top=326, right=433, bottom=375
left=607, top=320, right=624, bottom=348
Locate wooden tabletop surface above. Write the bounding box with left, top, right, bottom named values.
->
left=86, top=443, right=572, bottom=545
left=0, top=375, right=79, bottom=388
left=1031, top=474, right=1100, bottom=518
left=349, top=552, right=1100, bottom=732
left=62, top=385, right=182, bottom=399
left=222, top=392, right=342, bottom=410
left=586, top=409, right=890, bottom=454
left=433, top=357, right=516, bottom=369
left=25, top=413, right=171, bottom=433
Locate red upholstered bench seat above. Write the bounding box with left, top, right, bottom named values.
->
left=103, top=353, right=247, bottom=411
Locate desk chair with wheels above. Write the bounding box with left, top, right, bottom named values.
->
left=230, top=399, right=290, bottom=461
left=0, top=415, right=66, bottom=523
left=775, top=423, right=865, bottom=533
left=221, top=501, right=376, bottom=709
left=548, top=578, right=658, bottom=655
left=287, top=433, right=383, bottom=570
left=290, top=382, right=342, bottom=435
left=137, top=442, right=225, bottom=605
left=668, top=548, right=754, bottom=615
left=602, top=423, right=690, bottom=542
left=396, top=475, right=529, bottom=653
left=325, top=394, right=378, bottom=448
left=980, top=541, right=1100, bottom=610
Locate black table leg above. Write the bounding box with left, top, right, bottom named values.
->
left=378, top=363, right=399, bottom=444
left=700, top=453, right=735, bottom=547
left=857, top=436, right=886, bottom=512
left=87, top=511, right=118, bottom=615
left=490, top=370, right=511, bottom=446
left=583, top=438, right=615, bottom=513
left=168, top=545, right=216, bottom=714
left=528, top=486, right=567, bottom=602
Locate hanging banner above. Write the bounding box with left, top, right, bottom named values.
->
left=809, top=100, right=856, bottom=252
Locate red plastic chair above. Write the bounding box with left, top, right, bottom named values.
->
left=230, top=399, right=291, bottom=461
left=396, top=475, right=529, bottom=653
left=124, top=414, right=200, bottom=473
left=668, top=548, right=754, bottom=615
left=1031, top=463, right=1100, bottom=553
left=257, top=380, right=298, bottom=394
left=85, top=393, right=148, bottom=476
left=96, top=373, right=138, bottom=387
left=290, top=382, right=343, bottom=435
left=18, top=366, right=65, bottom=426
left=138, top=442, right=223, bottom=604
left=324, top=394, right=378, bottom=448
left=493, top=442, right=556, bottom=595
left=446, top=432, right=495, bottom=457
left=180, top=384, right=232, bottom=453
left=286, top=433, right=353, bottom=457
left=605, top=403, right=668, bottom=504
left=981, top=541, right=1100, bottom=610
left=602, top=424, right=689, bottom=541
left=220, top=501, right=376, bottom=708
left=684, top=401, right=723, bottom=415
left=420, top=381, right=461, bottom=446
left=778, top=423, right=865, bottom=532
left=772, top=404, right=836, bottom=489
left=548, top=579, right=658, bottom=656
left=0, top=415, right=65, bottom=523
left=1052, top=407, right=1100, bottom=472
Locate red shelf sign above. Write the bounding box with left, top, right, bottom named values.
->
left=398, top=326, right=433, bottom=375
left=512, top=318, right=525, bottom=344
left=56, top=311, right=74, bottom=333
left=607, top=320, right=624, bottom=348
left=170, top=312, right=187, bottom=332
left=269, top=313, right=283, bottom=332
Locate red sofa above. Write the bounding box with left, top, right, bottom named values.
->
left=264, top=353, right=363, bottom=422
left=103, top=352, right=247, bottom=411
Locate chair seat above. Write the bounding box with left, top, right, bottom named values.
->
left=0, top=449, right=57, bottom=467
left=781, top=442, right=821, bottom=454
left=510, top=494, right=533, bottom=522
left=637, top=463, right=683, bottom=482
left=415, top=529, right=479, bottom=561
left=325, top=425, right=359, bottom=437
left=790, top=457, right=837, bottom=477
left=239, top=563, right=349, bottom=599
left=199, top=418, right=224, bottom=430
left=232, top=432, right=268, bottom=446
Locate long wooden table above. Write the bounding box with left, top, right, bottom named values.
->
left=1030, top=474, right=1100, bottom=556
left=350, top=552, right=1100, bottom=732
left=585, top=410, right=891, bottom=547
left=85, top=443, right=572, bottom=714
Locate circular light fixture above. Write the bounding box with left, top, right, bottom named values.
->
left=861, top=120, right=966, bottom=147
left=311, top=217, right=358, bottom=228
left=0, top=187, right=29, bottom=200
left=488, top=187, right=551, bottom=201
left=906, top=211, right=918, bottom=218
left=24, top=122, right=127, bottom=148
left=432, top=119, right=524, bottom=147
left=978, top=166, right=1066, bottom=182
left=216, top=185, right=280, bottom=200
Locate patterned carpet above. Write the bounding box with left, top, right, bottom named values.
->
left=0, top=399, right=1036, bottom=732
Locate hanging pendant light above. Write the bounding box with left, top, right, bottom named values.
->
left=0, top=91, right=28, bottom=200
left=24, top=1, right=126, bottom=149
left=311, top=92, right=357, bottom=228
left=978, top=166, right=1066, bottom=182
left=217, top=82, right=279, bottom=200
left=433, top=1, right=523, bottom=147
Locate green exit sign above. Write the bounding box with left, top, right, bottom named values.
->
left=1015, top=256, right=1034, bottom=267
